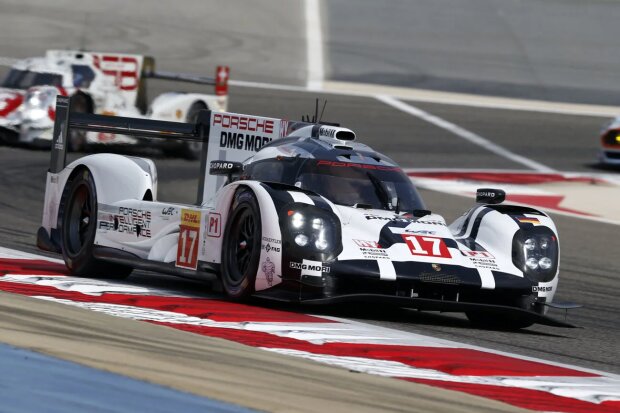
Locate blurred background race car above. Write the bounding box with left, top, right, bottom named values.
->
left=0, top=49, right=229, bottom=158
left=599, top=117, right=620, bottom=165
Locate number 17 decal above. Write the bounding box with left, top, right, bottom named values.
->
left=402, top=235, right=451, bottom=258
left=176, top=209, right=201, bottom=269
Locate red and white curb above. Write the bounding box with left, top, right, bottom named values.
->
left=406, top=169, right=620, bottom=225
left=1, top=247, right=619, bottom=413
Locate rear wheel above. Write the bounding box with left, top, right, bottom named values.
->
left=61, top=168, right=132, bottom=278
left=221, top=190, right=262, bottom=300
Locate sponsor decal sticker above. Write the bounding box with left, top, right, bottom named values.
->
left=353, top=239, right=389, bottom=259
left=364, top=214, right=413, bottom=222
left=261, top=243, right=280, bottom=253
left=161, top=207, right=176, bottom=217
left=219, top=131, right=272, bottom=152
left=290, top=261, right=330, bottom=273
left=176, top=209, right=201, bottom=270
left=517, top=217, right=540, bottom=225
left=212, top=113, right=274, bottom=133
left=54, top=123, right=65, bottom=150
left=99, top=207, right=153, bottom=238
left=461, top=250, right=499, bottom=270
left=415, top=220, right=446, bottom=226
left=262, top=237, right=282, bottom=244
left=353, top=239, right=381, bottom=248
left=206, top=213, right=221, bottom=238
left=261, top=257, right=276, bottom=286
left=406, top=229, right=436, bottom=235
left=533, top=286, right=553, bottom=292
left=319, top=127, right=335, bottom=138
left=402, top=235, right=451, bottom=258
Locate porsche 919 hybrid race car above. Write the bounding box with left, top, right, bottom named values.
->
left=37, top=96, right=578, bottom=329
left=0, top=50, right=229, bottom=158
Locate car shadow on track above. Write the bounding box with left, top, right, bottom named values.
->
left=254, top=299, right=571, bottom=337
left=97, top=270, right=572, bottom=337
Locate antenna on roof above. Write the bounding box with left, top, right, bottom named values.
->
left=318, top=100, right=327, bottom=123
left=301, top=98, right=329, bottom=124
left=313, top=98, right=319, bottom=123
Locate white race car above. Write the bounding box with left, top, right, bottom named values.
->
left=37, top=96, right=578, bottom=329
left=0, top=49, right=229, bottom=158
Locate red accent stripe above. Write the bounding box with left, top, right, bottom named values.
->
left=405, top=379, right=620, bottom=413
left=0, top=279, right=326, bottom=323
left=0, top=254, right=610, bottom=413
left=0, top=258, right=67, bottom=276
left=0, top=93, right=24, bottom=117
left=151, top=322, right=596, bottom=377
left=0, top=261, right=596, bottom=377
left=407, top=171, right=603, bottom=185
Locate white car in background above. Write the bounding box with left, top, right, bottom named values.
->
left=0, top=50, right=229, bottom=159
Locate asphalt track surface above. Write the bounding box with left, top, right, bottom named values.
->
left=326, top=0, right=620, bottom=105
left=0, top=0, right=619, bottom=410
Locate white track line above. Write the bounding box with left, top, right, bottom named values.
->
left=305, top=0, right=324, bottom=91
left=376, top=94, right=555, bottom=172
left=0, top=57, right=18, bottom=66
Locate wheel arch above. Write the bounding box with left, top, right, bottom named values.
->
left=206, top=181, right=284, bottom=292
left=65, top=154, right=157, bottom=205
left=460, top=203, right=560, bottom=302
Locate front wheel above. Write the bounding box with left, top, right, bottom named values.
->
left=61, top=168, right=132, bottom=278
left=220, top=190, right=262, bottom=300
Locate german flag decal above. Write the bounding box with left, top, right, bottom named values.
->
left=517, top=216, right=540, bottom=225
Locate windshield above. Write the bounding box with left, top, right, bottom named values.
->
left=1, top=69, right=63, bottom=89
left=248, top=157, right=425, bottom=211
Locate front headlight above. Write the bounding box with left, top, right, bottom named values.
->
left=281, top=203, right=342, bottom=262
left=23, top=88, right=57, bottom=122
left=512, top=227, right=558, bottom=282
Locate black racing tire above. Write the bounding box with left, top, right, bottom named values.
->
left=220, top=189, right=262, bottom=300
left=163, top=102, right=207, bottom=160
left=68, top=94, right=90, bottom=152
left=61, top=168, right=132, bottom=279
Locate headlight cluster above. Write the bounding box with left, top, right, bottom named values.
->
left=512, top=226, right=558, bottom=282
left=23, top=88, right=57, bottom=122
left=281, top=203, right=342, bottom=262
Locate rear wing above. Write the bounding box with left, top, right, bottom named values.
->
left=145, top=66, right=230, bottom=97
left=50, top=95, right=287, bottom=204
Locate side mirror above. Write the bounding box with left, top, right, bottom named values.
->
left=476, top=188, right=505, bottom=204
left=209, top=160, right=243, bottom=176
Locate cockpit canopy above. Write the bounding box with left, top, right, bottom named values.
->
left=1, top=69, right=63, bottom=90
left=245, top=138, right=425, bottom=212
